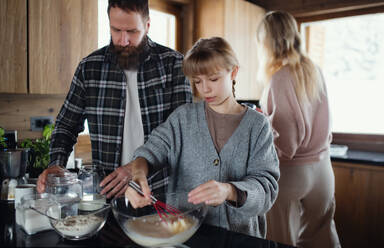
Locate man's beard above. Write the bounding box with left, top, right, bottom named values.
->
left=111, top=35, right=148, bottom=70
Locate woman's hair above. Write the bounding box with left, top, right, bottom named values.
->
left=183, top=37, right=239, bottom=97
left=256, top=11, right=324, bottom=105
left=108, top=0, right=149, bottom=21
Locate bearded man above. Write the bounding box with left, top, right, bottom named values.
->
left=36, top=0, right=192, bottom=198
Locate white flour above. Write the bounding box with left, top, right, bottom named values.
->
left=54, top=214, right=103, bottom=237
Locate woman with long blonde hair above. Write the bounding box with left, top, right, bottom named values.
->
left=256, top=11, right=340, bottom=248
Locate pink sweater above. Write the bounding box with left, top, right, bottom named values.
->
left=262, top=66, right=331, bottom=166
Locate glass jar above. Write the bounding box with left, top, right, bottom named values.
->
left=46, top=172, right=83, bottom=217
left=46, top=172, right=82, bottom=200
left=77, top=165, right=105, bottom=196
left=77, top=165, right=106, bottom=211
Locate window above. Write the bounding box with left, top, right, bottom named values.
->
left=98, top=0, right=109, bottom=48
left=148, top=9, right=176, bottom=49
left=301, top=13, right=384, bottom=135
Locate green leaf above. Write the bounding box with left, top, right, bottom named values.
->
left=43, top=124, right=54, bottom=140
left=20, top=124, right=54, bottom=169
left=0, top=127, right=7, bottom=148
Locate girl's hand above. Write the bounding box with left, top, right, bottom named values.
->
left=187, top=180, right=236, bottom=206
left=124, top=158, right=152, bottom=209
left=124, top=170, right=152, bottom=208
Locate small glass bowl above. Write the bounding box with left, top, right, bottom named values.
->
left=79, top=193, right=107, bottom=211
left=46, top=201, right=110, bottom=240
left=111, top=192, right=208, bottom=248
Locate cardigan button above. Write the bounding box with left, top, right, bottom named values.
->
left=213, top=159, right=219, bottom=166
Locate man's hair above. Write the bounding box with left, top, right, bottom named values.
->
left=108, top=0, right=149, bottom=20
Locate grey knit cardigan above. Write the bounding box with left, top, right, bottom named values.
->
left=133, top=101, right=279, bottom=238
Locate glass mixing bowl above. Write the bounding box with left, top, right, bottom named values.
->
left=111, top=192, right=208, bottom=248
left=46, top=201, right=110, bottom=240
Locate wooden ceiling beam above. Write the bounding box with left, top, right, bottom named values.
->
left=296, top=4, right=384, bottom=23
left=244, top=0, right=384, bottom=17
left=244, top=0, right=268, bottom=9
left=150, top=0, right=191, bottom=5
left=291, top=2, right=384, bottom=17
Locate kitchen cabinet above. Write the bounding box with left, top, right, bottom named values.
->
left=0, top=0, right=27, bottom=93
left=332, top=161, right=384, bottom=247
left=194, top=0, right=265, bottom=100
left=0, top=0, right=97, bottom=94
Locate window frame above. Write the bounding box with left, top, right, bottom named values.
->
left=149, top=0, right=184, bottom=52
left=296, top=6, right=384, bottom=152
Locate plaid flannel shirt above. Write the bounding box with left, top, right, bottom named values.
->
left=49, top=38, right=192, bottom=191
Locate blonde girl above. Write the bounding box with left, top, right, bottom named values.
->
left=256, top=11, right=340, bottom=248
left=124, top=37, right=279, bottom=238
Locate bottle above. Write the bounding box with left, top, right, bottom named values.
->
left=7, top=179, right=17, bottom=200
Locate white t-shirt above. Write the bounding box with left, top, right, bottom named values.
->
left=120, top=70, right=144, bottom=165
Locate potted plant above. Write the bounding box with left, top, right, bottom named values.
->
left=0, top=127, right=7, bottom=150
left=20, top=124, right=54, bottom=178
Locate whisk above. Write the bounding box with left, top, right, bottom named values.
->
left=128, top=181, right=182, bottom=222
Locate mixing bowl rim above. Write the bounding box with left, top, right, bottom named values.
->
left=111, top=194, right=207, bottom=219
left=46, top=202, right=111, bottom=221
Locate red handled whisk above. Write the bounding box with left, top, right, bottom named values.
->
left=128, top=181, right=182, bottom=223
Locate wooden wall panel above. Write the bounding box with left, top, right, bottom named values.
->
left=224, top=0, right=265, bottom=100
left=194, top=0, right=225, bottom=39
left=332, top=162, right=384, bottom=247
left=180, top=1, right=195, bottom=53
left=0, top=94, right=65, bottom=140
left=29, top=0, right=97, bottom=94
left=0, top=0, right=27, bottom=93
left=194, top=0, right=265, bottom=100
left=332, top=133, right=384, bottom=153
left=0, top=94, right=92, bottom=164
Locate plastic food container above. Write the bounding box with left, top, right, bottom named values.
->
left=16, top=193, right=57, bottom=235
